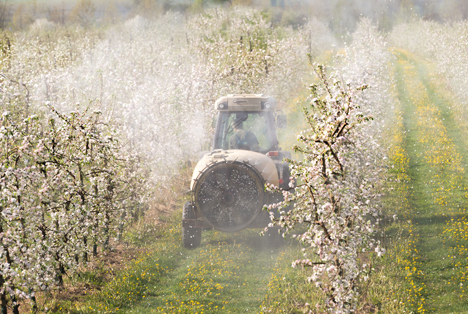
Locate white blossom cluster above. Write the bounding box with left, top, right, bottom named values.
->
left=266, top=20, right=393, bottom=313
left=0, top=102, right=145, bottom=307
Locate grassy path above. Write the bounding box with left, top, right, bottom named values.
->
left=98, top=220, right=282, bottom=313
left=390, top=50, right=468, bottom=313
left=124, top=229, right=278, bottom=313
left=75, top=211, right=317, bottom=314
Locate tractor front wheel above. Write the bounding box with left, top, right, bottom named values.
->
left=182, top=201, right=201, bottom=249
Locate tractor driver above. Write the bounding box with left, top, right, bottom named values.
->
left=229, top=114, right=260, bottom=152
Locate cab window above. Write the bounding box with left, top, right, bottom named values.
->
left=214, top=111, right=278, bottom=152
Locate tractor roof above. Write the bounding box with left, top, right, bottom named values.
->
left=214, top=94, right=277, bottom=112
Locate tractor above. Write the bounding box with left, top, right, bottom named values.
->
left=182, top=94, right=292, bottom=248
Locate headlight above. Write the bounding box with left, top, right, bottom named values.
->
left=218, top=102, right=227, bottom=110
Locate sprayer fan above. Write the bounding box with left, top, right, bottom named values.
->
left=194, top=161, right=264, bottom=232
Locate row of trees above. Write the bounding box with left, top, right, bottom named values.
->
left=3, top=0, right=99, bottom=29
left=0, top=94, right=147, bottom=313
left=0, top=11, right=150, bottom=309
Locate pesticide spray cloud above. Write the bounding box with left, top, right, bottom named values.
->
left=14, top=8, right=335, bottom=186
left=27, top=13, right=209, bottom=185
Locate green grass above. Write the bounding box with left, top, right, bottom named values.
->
left=50, top=209, right=320, bottom=314
left=369, top=50, right=468, bottom=313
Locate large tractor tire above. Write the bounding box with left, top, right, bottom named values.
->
left=182, top=201, right=201, bottom=249
left=193, top=161, right=265, bottom=232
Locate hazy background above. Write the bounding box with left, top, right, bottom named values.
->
left=2, top=0, right=468, bottom=34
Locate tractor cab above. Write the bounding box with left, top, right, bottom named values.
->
left=212, top=94, right=287, bottom=153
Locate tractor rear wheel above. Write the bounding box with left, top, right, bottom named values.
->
left=182, top=201, right=201, bottom=249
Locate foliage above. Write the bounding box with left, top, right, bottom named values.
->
left=265, top=63, right=383, bottom=313
left=186, top=9, right=335, bottom=105
left=0, top=103, right=148, bottom=309
left=263, top=21, right=397, bottom=311
left=69, top=0, right=96, bottom=27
